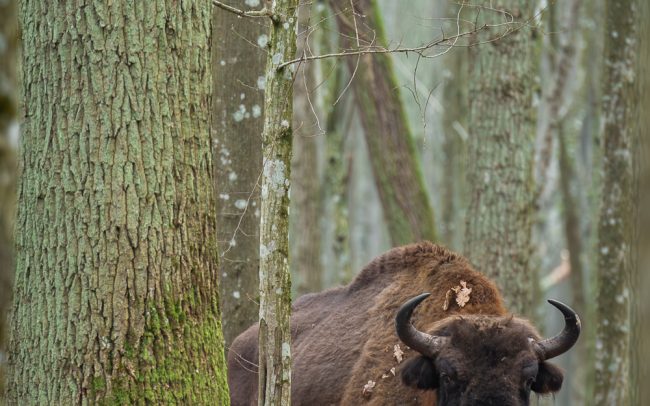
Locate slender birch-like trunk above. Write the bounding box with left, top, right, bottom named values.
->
left=257, top=0, right=300, bottom=404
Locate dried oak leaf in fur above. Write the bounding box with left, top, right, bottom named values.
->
left=362, top=380, right=376, bottom=397
left=393, top=344, right=404, bottom=363
left=451, top=281, right=472, bottom=308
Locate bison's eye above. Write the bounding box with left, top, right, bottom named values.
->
left=525, top=376, right=536, bottom=390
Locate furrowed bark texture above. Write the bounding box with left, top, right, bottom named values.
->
left=8, top=1, right=229, bottom=404
left=257, top=1, right=299, bottom=404
left=212, top=1, right=266, bottom=347
left=464, top=2, right=538, bottom=315
left=291, top=3, right=323, bottom=295
left=330, top=0, right=437, bottom=246
left=593, top=0, right=638, bottom=403
left=0, top=0, right=18, bottom=396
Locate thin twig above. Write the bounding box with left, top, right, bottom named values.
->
left=213, top=0, right=271, bottom=18
left=278, top=24, right=489, bottom=69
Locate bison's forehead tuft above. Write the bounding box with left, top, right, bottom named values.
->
left=438, top=316, right=541, bottom=359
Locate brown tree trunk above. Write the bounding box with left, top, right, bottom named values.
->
left=212, top=0, right=266, bottom=347
left=329, top=0, right=437, bottom=246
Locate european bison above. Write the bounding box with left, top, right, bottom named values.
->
left=228, top=242, right=580, bottom=405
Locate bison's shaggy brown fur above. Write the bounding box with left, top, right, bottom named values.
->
left=229, top=242, right=519, bottom=405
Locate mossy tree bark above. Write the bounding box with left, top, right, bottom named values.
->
left=592, top=0, right=639, bottom=403
left=463, top=2, right=538, bottom=315
left=330, top=0, right=437, bottom=246
left=7, top=1, right=229, bottom=404
left=212, top=1, right=266, bottom=347
left=0, top=0, right=18, bottom=396
left=257, top=1, right=299, bottom=404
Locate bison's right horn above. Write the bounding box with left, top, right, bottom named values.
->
left=535, top=299, right=581, bottom=360
left=395, top=293, right=448, bottom=358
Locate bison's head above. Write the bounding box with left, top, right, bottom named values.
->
left=395, top=293, right=580, bottom=406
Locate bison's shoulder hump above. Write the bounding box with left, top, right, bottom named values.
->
left=348, top=242, right=469, bottom=292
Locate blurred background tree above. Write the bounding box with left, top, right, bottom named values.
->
left=212, top=0, right=266, bottom=346
left=0, top=0, right=18, bottom=398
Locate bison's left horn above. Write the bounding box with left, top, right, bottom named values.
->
left=395, top=293, right=448, bottom=358
left=535, top=299, right=581, bottom=360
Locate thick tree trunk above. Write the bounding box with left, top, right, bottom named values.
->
left=291, top=2, right=323, bottom=295
left=0, top=0, right=18, bottom=396
left=463, top=2, right=538, bottom=315
left=330, top=0, right=437, bottom=246
left=7, top=1, right=229, bottom=403
left=592, top=1, right=638, bottom=404
left=257, top=1, right=299, bottom=404
left=212, top=1, right=266, bottom=347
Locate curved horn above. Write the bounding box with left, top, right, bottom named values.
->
left=535, top=300, right=581, bottom=360
left=395, top=293, right=448, bottom=358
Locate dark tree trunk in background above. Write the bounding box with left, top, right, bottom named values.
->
left=292, top=2, right=323, bottom=295
left=441, top=41, right=468, bottom=249
left=592, top=0, right=639, bottom=403
left=322, top=69, right=353, bottom=285
left=464, top=1, right=538, bottom=315
left=330, top=0, right=437, bottom=246
left=0, top=0, right=18, bottom=396
left=212, top=1, right=266, bottom=347
left=632, top=3, right=650, bottom=402
left=7, top=1, right=229, bottom=403
left=257, top=0, right=300, bottom=403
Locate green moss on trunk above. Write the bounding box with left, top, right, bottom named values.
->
left=7, top=1, right=229, bottom=403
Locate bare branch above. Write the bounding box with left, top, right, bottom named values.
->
left=212, top=0, right=272, bottom=18
left=278, top=23, right=491, bottom=69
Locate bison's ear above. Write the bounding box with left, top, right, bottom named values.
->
left=532, top=361, right=563, bottom=394
left=401, top=356, right=438, bottom=390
